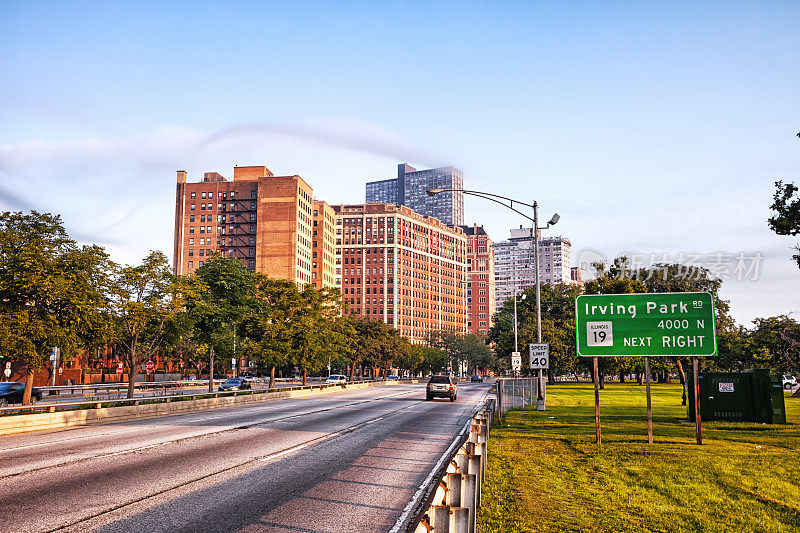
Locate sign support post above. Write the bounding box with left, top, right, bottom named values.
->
left=693, top=357, right=702, bottom=445
left=644, top=356, right=653, bottom=444
left=593, top=356, right=601, bottom=444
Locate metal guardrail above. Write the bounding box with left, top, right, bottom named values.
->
left=0, top=379, right=388, bottom=415
left=495, top=378, right=539, bottom=419
left=392, top=399, right=496, bottom=533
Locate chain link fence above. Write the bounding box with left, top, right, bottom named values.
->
left=496, top=378, right=541, bottom=418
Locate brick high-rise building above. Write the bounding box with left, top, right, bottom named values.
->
left=332, top=203, right=468, bottom=343
left=365, top=163, right=464, bottom=226
left=312, top=200, right=336, bottom=289
left=493, top=228, right=572, bottom=310
left=460, top=224, right=495, bottom=335
left=173, top=165, right=323, bottom=287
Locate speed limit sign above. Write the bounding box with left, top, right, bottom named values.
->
left=529, top=343, right=550, bottom=370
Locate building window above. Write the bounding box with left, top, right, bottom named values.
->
left=189, top=215, right=195, bottom=222
left=230, top=191, right=235, bottom=199
left=189, top=227, right=195, bottom=234
left=249, top=260, right=255, bottom=268
left=189, top=238, right=194, bottom=245
left=190, top=204, right=195, bottom=211
left=188, top=249, right=193, bottom=257
left=188, top=261, right=193, bottom=268
left=190, top=192, right=196, bottom=199
left=199, top=261, right=204, bottom=267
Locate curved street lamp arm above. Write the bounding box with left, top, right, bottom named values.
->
left=462, top=190, right=535, bottom=222
left=430, top=187, right=534, bottom=209
left=427, top=187, right=535, bottom=221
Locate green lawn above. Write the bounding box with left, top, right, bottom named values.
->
left=477, top=383, right=800, bottom=533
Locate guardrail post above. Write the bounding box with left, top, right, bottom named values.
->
left=462, top=474, right=477, bottom=533
left=430, top=506, right=450, bottom=532
left=468, top=451, right=482, bottom=506
left=446, top=473, right=461, bottom=508
left=449, top=507, right=469, bottom=533
left=454, top=449, right=468, bottom=474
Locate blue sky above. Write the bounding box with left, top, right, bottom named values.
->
left=2, top=1, right=799, bottom=325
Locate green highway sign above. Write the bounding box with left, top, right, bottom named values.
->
left=575, top=292, right=717, bottom=357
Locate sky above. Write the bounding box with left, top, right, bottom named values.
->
left=1, top=1, right=799, bottom=326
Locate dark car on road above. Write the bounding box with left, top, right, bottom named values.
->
left=219, top=378, right=251, bottom=391
left=470, top=375, right=483, bottom=383
left=426, top=375, right=457, bottom=402
left=0, top=382, right=42, bottom=404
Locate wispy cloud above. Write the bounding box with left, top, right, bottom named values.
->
left=0, top=120, right=443, bottom=264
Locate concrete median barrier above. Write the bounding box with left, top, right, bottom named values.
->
left=0, top=380, right=390, bottom=436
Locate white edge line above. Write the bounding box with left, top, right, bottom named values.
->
left=388, top=416, right=473, bottom=533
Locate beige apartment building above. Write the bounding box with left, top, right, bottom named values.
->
left=332, top=203, right=468, bottom=343
left=312, top=200, right=337, bottom=289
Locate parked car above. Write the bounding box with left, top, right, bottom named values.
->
left=386, top=375, right=399, bottom=381
left=325, top=374, right=347, bottom=385
left=219, top=378, right=251, bottom=391
left=783, top=375, right=798, bottom=390
left=0, top=382, right=42, bottom=404
left=426, top=375, right=457, bottom=402
left=470, top=375, right=483, bottom=383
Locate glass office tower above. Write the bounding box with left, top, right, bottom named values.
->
left=365, top=163, right=464, bottom=226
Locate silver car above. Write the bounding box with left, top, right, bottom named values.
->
left=325, top=374, right=347, bottom=385
left=426, top=375, right=457, bottom=402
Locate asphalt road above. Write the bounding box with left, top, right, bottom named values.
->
left=0, top=381, right=492, bottom=532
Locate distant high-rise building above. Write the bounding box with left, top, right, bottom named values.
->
left=460, top=224, right=496, bottom=335
left=570, top=266, right=584, bottom=285
left=173, top=165, right=328, bottom=288
left=365, top=163, right=464, bottom=226
left=333, top=203, right=468, bottom=343
left=493, top=228, right=572, bottom=310
left=312, top=200, right=337, bottom=289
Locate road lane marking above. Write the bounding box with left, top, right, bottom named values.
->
left=0, top=432, right=108, bottom=453
left=95, top=442, right=173, bottom=459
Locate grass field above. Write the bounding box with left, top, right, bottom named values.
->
left=477, top=383, right=800, bottom=533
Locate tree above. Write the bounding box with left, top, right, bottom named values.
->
left=184, top=256, right=258, bottom=392
left=242, top=277, right=301, bottom=388
left=0, top=211, right=111, bottom=404
left=426, top=330, right=462, bottom=375
left=458, top=334, right=495, bottom=375
left=288, top=285, right=344, bottom=385
left=748, top=316, right=800, bottom=373
left=108, top=251, right=179, bottom=398
left=488, top=283, right=581, bottom=383
left=350, top=316, right=400, bottom=380
left=768, top=181, right=800, bottom=268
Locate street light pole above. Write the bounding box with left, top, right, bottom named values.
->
left=426, top=187, right=558, bottom=408
left=533, top=201, right=545, bottom=410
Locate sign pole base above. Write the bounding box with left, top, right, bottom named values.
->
left=536, top=369, right=546, bottom=411
left=593, top=357, right=601, bottom=444
left=644, top=356, right=653, bottom=444
left=693, top=357, right=702, bottom=445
